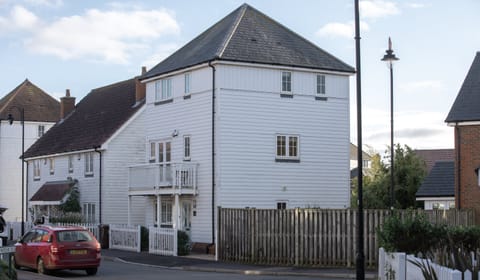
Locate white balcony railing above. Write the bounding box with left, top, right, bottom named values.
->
left=129, top=162, right=197, bottom=195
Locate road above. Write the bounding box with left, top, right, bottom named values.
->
left=16, top=259, right=348, bottom=280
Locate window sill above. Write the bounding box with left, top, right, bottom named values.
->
left=34, top=177, right=40, bottom=181
left=84, top=173, right=94, bottom=178
left=154, top=99, right=173, bottom=106
left=183, top=158, right=191, bottom=162
left=280, top=93, right=293, bottom=98
left=183, top=95, right=191, bottom=100
left=315, top=96, right=328, bottom=101
left=275, top=158, right=300, bottom=163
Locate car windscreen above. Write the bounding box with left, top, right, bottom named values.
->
left=56, top=230, right=93, bottom=242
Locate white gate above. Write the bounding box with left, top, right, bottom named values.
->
left=109, top=224, right=141, bottom=252
left=149, top=227, right=177, bottom=256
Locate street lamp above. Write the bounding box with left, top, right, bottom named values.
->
left=7, top=107, right=25, bottom=236
left=381, top=37, right=399, bottom=209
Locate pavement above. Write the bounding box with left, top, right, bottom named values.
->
left=101, top=249, right=378, bottom=279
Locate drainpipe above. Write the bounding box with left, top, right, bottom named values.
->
left=94, top=146, right=102, bottom=224
left=455, top=124, right=461, bottom=209
left=208, top=60, right=216, bottom=247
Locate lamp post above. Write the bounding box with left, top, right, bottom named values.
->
left=7, top=107, right=25, bottom=236
left=381, top=38, right=399, bottom=209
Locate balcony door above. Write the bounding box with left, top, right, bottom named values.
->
left=150, top=140, right=171, bottom=184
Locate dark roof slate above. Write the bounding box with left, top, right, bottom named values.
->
left=0, top=79, right=60, bottom=122
left=416, top=161, right=454, bottom=198
left=445, top=52, right=480, bottom=122
left=24, top=78, right=143, bottom=158
left=30, top=180, right=75, bottom=202
left=414, top=149, right=455, bottom=173
left=143, top=4, right=354, bottom=79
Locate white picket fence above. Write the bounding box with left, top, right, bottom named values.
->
left=378, top=248, right=479, bottom=280
left=149, top=227, right=177, bottom=256
left=109, top=224, right=141, bottom=252
left=49, top=222, right=100, bottom=240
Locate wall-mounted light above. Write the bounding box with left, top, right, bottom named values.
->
left=172, top=129, right=179, bottom=137
left=475, top=167, right=480, bottom=186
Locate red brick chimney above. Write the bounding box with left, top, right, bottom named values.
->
left=60, top=89, right=76, bottom=119
left=135, top=66, right=147, bottom=103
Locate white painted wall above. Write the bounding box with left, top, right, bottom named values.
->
left=0, top=120, right=55, bottom=221
left=216, top=64, right=351, bottom=209
left=418, top=197, right=455, bottom=210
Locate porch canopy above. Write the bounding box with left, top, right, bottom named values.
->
left=30, top=180, right=75, bottom=206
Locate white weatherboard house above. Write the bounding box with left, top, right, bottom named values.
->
left=129, top=4, right=355, bottom=246
left=0, top=80, right=60, bottom=222
left=23, top=71, right=147, bottom=225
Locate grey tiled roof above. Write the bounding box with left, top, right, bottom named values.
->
left=24, top=78, right=143, bottom=158
left=414, top=149, right=455, bottom=173
left=416, top=161, right=454, bottom=198
left=445, top=52, right=480, bottom=123
left=0, top=79, right=60, bottom=122
left=143, top=4, right=354, bottom=80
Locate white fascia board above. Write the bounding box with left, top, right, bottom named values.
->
left=141, top=63, right=211, bottom=83
left=101, top=105, right=146, bottom=150
left=24, top=149, right=98, bottom=161
left=217, top=61, right=354, bottom=76
left=447, top=121, right=480, bottom=127
left=30, top=201, right=63, bottom=206
left=416, top=196, right=455, bottom=201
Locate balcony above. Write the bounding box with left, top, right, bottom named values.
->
left=128, top=162, right=198, bottom=196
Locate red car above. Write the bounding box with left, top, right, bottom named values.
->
left=12, top=225, right=101, bottom=275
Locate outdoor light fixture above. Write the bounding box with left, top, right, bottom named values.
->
left=381, top=37, right=399, bottom=209
left=7, top=107, right=26, bottom=236
left=475, top=167, right=480, bottom=187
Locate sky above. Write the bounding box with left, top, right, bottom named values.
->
left=1, top=0, right=479, bottom=154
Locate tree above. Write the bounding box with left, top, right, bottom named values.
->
left=351, top=144, right=427, bottom=209
left=59, top=185, right=81, bottom=213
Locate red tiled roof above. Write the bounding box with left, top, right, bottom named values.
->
left=0, top=79, right=60, bottom=122
left=30, top=181, right=75, bottom=202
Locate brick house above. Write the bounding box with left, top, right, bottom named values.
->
left=445, top=52, right=480, bottom=218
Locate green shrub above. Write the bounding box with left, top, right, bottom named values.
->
left=49, top=212, right=84, bottom=223
left=177, top=230, right=190, bottom=256
left=0, top=259, right=17, bottom=280
left=378, top=211, right=442, bottom=256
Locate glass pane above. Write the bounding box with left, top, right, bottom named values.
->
left=289, top=137, right=298, bottom=157
left=159, top=143, right=164, bottom=163
left=166, top=142, right=171, bottom=162
left=277, top=136, right=286, bottom=156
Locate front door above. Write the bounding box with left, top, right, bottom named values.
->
left=180, top=201, right=192, bottom=232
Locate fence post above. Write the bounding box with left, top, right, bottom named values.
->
left=396, top=252, right=406, bottom=280
left=378, top=247, right=385, bottom=280
left=294, top=208, right=299, bottom=266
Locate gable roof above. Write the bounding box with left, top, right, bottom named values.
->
left=24, top=78, right=143, bottom=159
left=143, top=4, right=354, bottom=80
left=414, top=149, right=455, bottom=173
left=0, top=79, right=60, bottom=122
left=416, top=161, right=454, bottom=198
left=445, top=52, right=480, bottom=123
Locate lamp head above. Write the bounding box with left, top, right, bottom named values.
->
left=381, top=37, right=399, bottom=63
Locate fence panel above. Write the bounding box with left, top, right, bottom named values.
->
left=218, top=208, right=474, bottom=268
left=49, top=223, right=100, bottom=240
left=109, top=224, right=141, bottom=252
left=148, top=227, right=177, bottom=256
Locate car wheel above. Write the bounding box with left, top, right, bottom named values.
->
left=86, top=267, right=98, bottom=276
left=10, top=254, right=19, bottom=269
left=37, top=257, right=49, bottom=275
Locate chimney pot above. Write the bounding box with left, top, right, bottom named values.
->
left=66, top=89, right=70, bottom=97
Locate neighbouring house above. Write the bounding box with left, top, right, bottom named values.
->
left=130, top=3, right=354, bottom=247
left=0, top=80, right=60, bottom=222
left=23, top=68, right=147, bottom=225
left=416, top=161, right=455, bottom=210
left=414, top=149, right=455, bottom=209
left=445, top=52, right=480, bottom=218
left=349, top=143, right=372, bottom=181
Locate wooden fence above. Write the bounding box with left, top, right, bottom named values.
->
left=217, top=208, right=475, bottom=268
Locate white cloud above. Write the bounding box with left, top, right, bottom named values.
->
left=24, top=0, right=63, bottom=7
left=24, top=7, right=180, bottom=64
left=406, top=3, right=426, bottom=9
left=399, top=80, right=445, bottom=94
left=360, top=0, right=400, bottom=19
left=316, top=21, right=369, bottom=39
left=0, top=5, right=40, bottom=32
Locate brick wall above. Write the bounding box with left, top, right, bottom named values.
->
left=456, top=124, right=480, bottom=220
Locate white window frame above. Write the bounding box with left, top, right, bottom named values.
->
left=49, top=158, right=54, bottom=175
left=38, top=125, right=45, bottom=138
left=84, top=152, right=94, bottom=176
left=184, top=73, right=191, bottom=95
left=82, top=203, right=96, bottom=223
left=68, top=155, right=74, bottom=173
left=276, top=134, right=300, bottom=160
left=184, top=135, right=191, bottom=160
left=161, top=201, right=172, bottom=226
left=155, top=78, right=172, bottom=102
left=33, top=160, right=40, bottom=180
left=316, top=74, right=326, bottom=95
left=149, top=142, right=156, bottom=162
left=281, top=71, right=292, bottom=93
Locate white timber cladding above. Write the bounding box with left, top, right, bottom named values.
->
left=26, top=109, right=146, bottom=225
left=215, top=64, right=350, bottom=209
left=144, top=63, right=350, bottom=243
left=145, top=66, right=212, bottom=243
left=0, top=120, right=55, bottom=222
